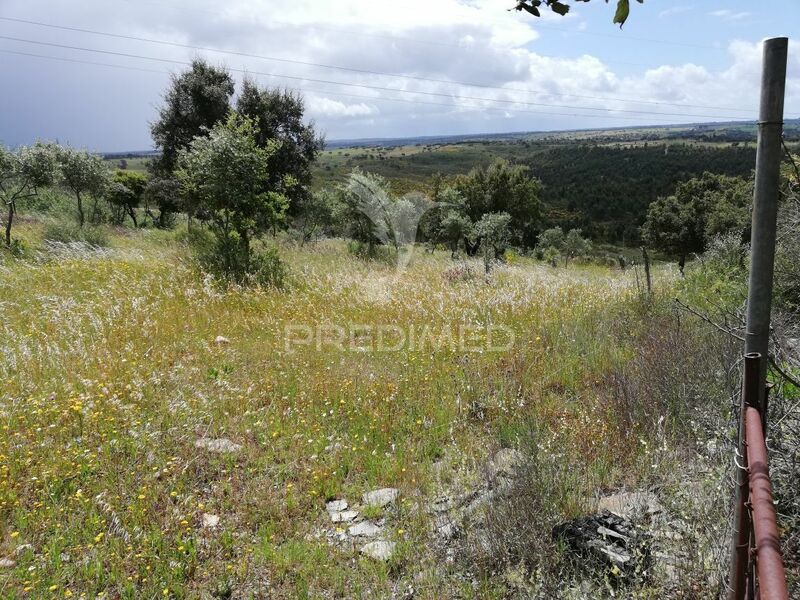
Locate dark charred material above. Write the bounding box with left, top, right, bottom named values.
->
left=552, top=510, right=652, bottom=581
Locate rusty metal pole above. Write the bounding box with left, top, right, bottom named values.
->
left=745, top=405, right=789, bottom=600
left=729, top=353, right=762, bottom=599
left=728, top=37, right=788, bottom=600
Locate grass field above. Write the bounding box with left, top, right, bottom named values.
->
left=1, top=220, right=732, bottom=598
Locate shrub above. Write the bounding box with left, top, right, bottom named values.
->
left=188, top=227, right=287, bottom=288
left=250, top=246, right=288, bottom=288
left=42, top=221, right=110, bottom=247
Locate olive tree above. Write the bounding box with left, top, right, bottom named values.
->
left=475, top=212, right=512, bottom=275
left=58, top=148, right=109, bottom=227
left=107, top=170, right=148, bottom=226
left=0, top=142, right=60, bottom=247
left=176, top=113, right=288, bottom=282
left=563, top=228, right=591, bottom=266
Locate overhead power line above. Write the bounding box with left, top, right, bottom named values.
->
left=0, top=47, right=706, bottom=124
left=0, top=16, right=755, bottom=114
left=0, top=34, right=763, bottom=121
left=112, top=0, right=726, bottom=52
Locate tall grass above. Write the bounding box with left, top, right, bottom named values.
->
left=0, top=226, right=732, bottom=598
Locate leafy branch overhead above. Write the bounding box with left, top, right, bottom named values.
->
left=513, top=0, right=643, bottom=26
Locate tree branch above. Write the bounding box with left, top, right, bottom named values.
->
left=674, top=298, right=745, bottom=342
left=768, top=355, right=800, bottom=391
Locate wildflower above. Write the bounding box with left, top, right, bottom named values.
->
left=10, top=531, right=19, bottom=538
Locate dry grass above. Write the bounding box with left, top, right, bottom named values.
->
left=0, top=224, right=730, bottom=598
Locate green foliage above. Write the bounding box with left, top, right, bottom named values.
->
left=107, top=170, right=148, bottom=226
left=774, top=172, right=800, bottom=311
left=439, top=210, right=473, bottom=257
left=143, top=177, right=181, bottom=228
left=453, top=159, right=541, bottom=250
left=176, top=113, right=288, bottom=283
left=250, top=245, right=288, bottom=288
left=475, top=211, right=512, bottom=274
left=537, top=226, right=565, bottom=253
left=0, top=142, right=60, bottom=245
left=236, top=79, right=323, bottom=214
left=42, top=220, right=110, bottom=247
left=291, top=189, right=335, bottom=245
left=643, top=172, right=752, bottom=266
left=150, top=59, right=234, bottom=176
left=536, top=226, right=589, bottom=266
left=334, top=169, right=393, bottom=250
left=563, top=228, right=591, bottom=265
left=57, top=147, right=109, bottom=227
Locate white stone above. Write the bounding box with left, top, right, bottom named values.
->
left=362, top=488, right=399, bottom=508
left=194, top=438, right=242, bottom=453
left=348, top=521, right=382, bottom=537
left=331, top=510, right=359, bottom=523
left=0, top=558, right=15, bottom=568
left=326, top=499, right=348, bottom=513
left=14, top=544, right=33, bottom=556
left=597, top=491, right=661, bottom=519
left=486, top=448, right=524, bottom=481
left=201, top=513, right=220, bottom=529
left=360, top=541, right=395, bottom=561
left=214, top=336, right=230, bottom=344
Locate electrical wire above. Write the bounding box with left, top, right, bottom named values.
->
left=0, top=34, right=762, bottom=121
left=0, top=16, right=756, bottom=114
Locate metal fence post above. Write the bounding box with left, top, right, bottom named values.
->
left=728, top=36, right=788, bottom=600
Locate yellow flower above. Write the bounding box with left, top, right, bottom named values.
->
left=10, top=531, right=19, bottom=538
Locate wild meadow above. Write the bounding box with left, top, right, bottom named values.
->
left=0, top=218, right=755, bottom=599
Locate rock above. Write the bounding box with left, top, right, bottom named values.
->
left=14, top=544, right=33, bottom=556
left=214, top=336, right=230, bottom=345
left=485, top=448, right=524, bottom=485
left=194, top=438, right=242, bottom=454
left=360, top=540, right=396, bottom=561
left=348, top=521, right=382, bottom=538
left=201, top=513, right=220, bottom=529
left=0, top=558, right=15, bottom=568
left=597, top=491, right=661, bottom=520
left=362, top=488, right=399, bottom=508
left=326, top=499, right=348, bottom=513
left=553, top=510, right=651, bottom=578
left=331, top=510, right=359, bottom=523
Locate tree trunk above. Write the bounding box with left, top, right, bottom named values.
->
left=76, top=191, right=85, bottom=228
left=4, top=201, right=14, bottom=246
left=128, top=205, right=138, bottom=227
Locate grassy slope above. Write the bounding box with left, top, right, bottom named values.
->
left=0, top=224, right=671, bottom=598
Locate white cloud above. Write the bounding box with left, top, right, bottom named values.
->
left=710, top=10, right=751, bottom=21
left=0, top=0, right=797, bottom=149
left=658, top=6, right=691, bottom=19
left=306, top=96, right=377, bottom=117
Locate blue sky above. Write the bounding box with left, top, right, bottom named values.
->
left=0, top=0, right=798, bottom=151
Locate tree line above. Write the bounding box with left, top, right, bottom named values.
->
left=1, top=57, right=763, bottom=280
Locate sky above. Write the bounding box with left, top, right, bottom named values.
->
left=0, top=0, right=798, bottom=151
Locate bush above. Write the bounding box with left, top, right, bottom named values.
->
left=188, top=227, right=287, bottom=288
left=42, top=221, right=110, bottom=247
left=346, top=239, right=395, bottom=264
left=2, top=239, right=27, bottom=258
left=250, top=246, right=287, bottom=288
